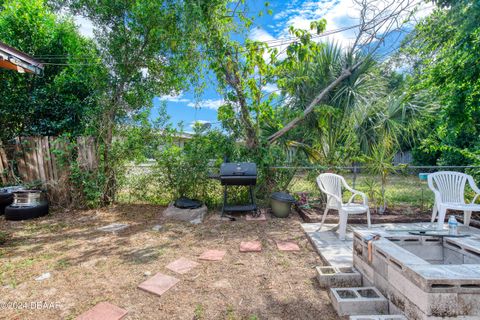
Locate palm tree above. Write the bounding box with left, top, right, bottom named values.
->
left=273, top=42, right=385, bottom=166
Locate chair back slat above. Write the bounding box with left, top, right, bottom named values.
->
left=317, top=173, right=343, bottom=207
left=430, top=171, right=467, bottom=203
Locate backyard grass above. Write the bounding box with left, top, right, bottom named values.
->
left=0, top=204, right=338, bottom=320
left=119, top=170, right=438, bottom=214
left=289, top=173, right=435, bottom=211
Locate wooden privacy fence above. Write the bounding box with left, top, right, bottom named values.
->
left=0, top=136, right=98, bottom=202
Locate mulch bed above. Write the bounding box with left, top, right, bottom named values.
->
left=295, top=204, right=432, bottom=224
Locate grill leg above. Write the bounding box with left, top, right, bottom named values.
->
left=222, top=185, right=227, bottom=217
left=222, top=185, right=236, bottom=221
left=249, top=185, right=258, bottom=217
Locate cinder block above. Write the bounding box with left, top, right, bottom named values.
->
left=458, top=293, right=480, bottom=316
left=388, top=265, right=460, bottom=317
left=387, top=283, right=407, bottom=313
left=353, top=253, right=374, bottom=285
left=388, top=300, right=404, bottom=316
left=401, top=243, right=443, bottom=262
left=427, top=293, right=460, bottom=317
left=316, top=266, right=362, bottom=288
left=373, top=272, right=390, bottom=298
left=372, top=248, right=388, bottom=279
left=329, top=287, right=388, bottom=316
left=388, top=263, right=425, bottom=301
left=356, top=240, right=370, bottom=262
left=463, top=252, right=480, bottom=264
left=354, top=237, right=365, bottom=257
left=404, top=302, right=428, bottom=320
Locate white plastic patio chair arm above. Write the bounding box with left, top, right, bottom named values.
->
left=347, top=191, right=368, bottom=206
left=431, top=189, right=443, bottom=206
left=472, top=194, right=480, bottom=204
left=341, top=179, right=367, bottom=205
left=427, top=176, right=443, bottom=206
left=468, top=176, right=480, bottom=204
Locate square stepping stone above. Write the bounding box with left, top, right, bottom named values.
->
left=165, top=257, right=199, bottom=274
left=246, top=213, right=267, bottom=221
left=199, top=250, right=226, bottom=261
left=276, top=241, right=300, bottom=251
left=138, top=273, right=179, bottom=297
left=240, top=241, right=262, bottom=252
left=97, top=223, right=129, bottom=233
left=76, top=302, right=127, bottom=320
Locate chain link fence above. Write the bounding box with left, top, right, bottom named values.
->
left=119, top=162, right=480, bottom=214
left=276, top=165, right=480, bottom=214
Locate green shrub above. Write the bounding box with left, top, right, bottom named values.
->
left=152, top=129, right=233, bottom=206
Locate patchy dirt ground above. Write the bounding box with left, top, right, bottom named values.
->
left=0, top=205, right=338, bottom=320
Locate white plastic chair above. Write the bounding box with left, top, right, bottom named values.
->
left=428, top=171, right=480, bottom=230
left=316, top=173, right=371, bottom=240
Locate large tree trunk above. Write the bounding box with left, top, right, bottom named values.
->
left=223, top=57, right=259, bottom=150
left=102, top=106, right=116, bottom=205
left=236, top=88, right=259, bottom=150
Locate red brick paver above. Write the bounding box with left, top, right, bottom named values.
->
left=276, top=241, right=300, bottom=251
left=166, top=257, right=199, bottom=274
left=240, top=241, right=262, bottom=252
left=138, top=273, right=179, bottom=297
left=199, top=250, right=226, bottom=261
left=76, top=302, right=127, bottom=320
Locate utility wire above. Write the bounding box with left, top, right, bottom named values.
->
left=35, top=24, right=361, bottom=65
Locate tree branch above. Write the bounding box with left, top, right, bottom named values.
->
left=268, top=60, right=363, bottom=143
left=267, top=0, right=417, bottom=144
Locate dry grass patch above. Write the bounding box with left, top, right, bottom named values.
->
left=0, top=204, right=338, bottom=320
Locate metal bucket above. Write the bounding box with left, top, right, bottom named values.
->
left=270, top=192, right=296, bottom=218
left=12, top=190, right=45, bottom=207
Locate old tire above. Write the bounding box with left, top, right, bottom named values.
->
left=4, top=202, right=49, bottom=221
left=0, top=193, right=13, bottom=215
left=0, top=195, right=13, bottom=215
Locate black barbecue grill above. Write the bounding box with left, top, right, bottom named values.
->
left=220, top=162, right=258, bottom=218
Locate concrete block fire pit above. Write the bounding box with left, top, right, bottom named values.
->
left=353, top=228, right=480, bottom=319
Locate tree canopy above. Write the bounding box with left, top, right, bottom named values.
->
left=0, top=0, right=479, bottom=206
left=403, top=0, right=480, bottom=165
left=0, top=0, right=106, bottom=141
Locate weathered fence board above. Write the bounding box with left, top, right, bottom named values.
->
left=48, top=136, right=58, bottom=182
left=0, top=144, right=9, bottom=184
left=14, top=137, right=28, bottom=182
left=0, top=145, right=6, bottom=185
left=0, top=136, right=97, bottom=205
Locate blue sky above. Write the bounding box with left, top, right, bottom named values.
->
left=75, top=0, right=432, bottom=132
left=154, top=0, right=360, bottom=131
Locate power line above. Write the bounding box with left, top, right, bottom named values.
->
left=34, top=23, right=361, bottom=65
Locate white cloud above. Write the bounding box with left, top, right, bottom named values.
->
left=250, top=27, right=277, bottom=43
left=74, top=15, right=95, bottom=38
left=249, top=27, right=290, bottom=60
left=187, top=99, right=225, bottom=110
left=263, top=83, right=279, bottom=93
left=159, top=94, right=190, bottom=103
left=270, top=0, right=432, bottom=50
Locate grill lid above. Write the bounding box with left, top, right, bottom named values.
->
left=220, top=162, right=257, bottom=177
